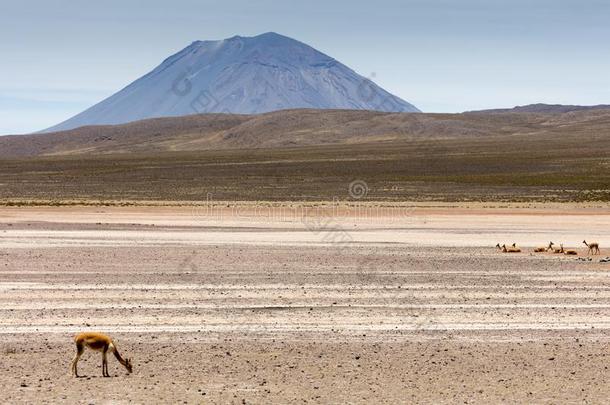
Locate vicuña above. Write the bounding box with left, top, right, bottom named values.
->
left=71, top=332, right=133, bottom=377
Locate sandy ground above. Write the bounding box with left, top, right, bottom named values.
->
left=1, top=205, right=610, bottom=403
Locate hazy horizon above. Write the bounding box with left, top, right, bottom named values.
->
left=1, top=0, right=609, bottom=135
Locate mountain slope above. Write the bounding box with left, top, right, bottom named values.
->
left=3, top=108, right=610, bottom=159
left=472, top=103, right=610, bottom=114
left=44, top=32, right=419, bottom=132
left=2, top=110, right=609, bottom=203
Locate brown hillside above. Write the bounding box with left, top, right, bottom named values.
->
left=2, top=109, right=610, bottom=159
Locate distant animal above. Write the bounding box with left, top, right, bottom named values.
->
left=534, top=243, right=549, bottom=253
left=71, top=332, right=133, bottom=377
left=495, top=243, right=503, bottom=251
left=502, top=244, right=521, bottom=253
left=563, top=244, right=578, bottom=256
left=548, top=242, right=563, bottom=254
left=583, top=240, right=600, bottom=255
left=547, top=241, right=555, bottom=251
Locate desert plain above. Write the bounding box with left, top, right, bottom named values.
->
left=0, top=203, right=609, bottom=403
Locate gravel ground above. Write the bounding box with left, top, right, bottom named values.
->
left=1, top=206, right=609, bottom=403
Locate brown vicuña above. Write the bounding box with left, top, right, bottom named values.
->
left=71, top=332, right=133, bottom=377
left=502, top=244, right=521, bottom=253
left=583, top=240, right=600, bottom=255
left=563, top=244, right=578, bottom=256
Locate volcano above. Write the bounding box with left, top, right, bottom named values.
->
left=45, top=32, right=419, bottom=132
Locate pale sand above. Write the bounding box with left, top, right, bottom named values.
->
left=1, top=205, right=610, bottom=403
left=1, top=204, right=608, bottom=248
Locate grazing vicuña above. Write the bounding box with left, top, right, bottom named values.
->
left=71, top=332, right=133, bottom=377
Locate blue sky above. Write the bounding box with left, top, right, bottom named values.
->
left=1, top=0, right=609, bottom=134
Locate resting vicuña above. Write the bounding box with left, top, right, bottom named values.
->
left=71, top=332, right=133, bottom=377
left=563, top=244, right=578, bottom=256
left=533, top=243, right=548, bottom=253
left=549, top=242, right=562, bottom=254
left=502, top=244, right=521, bottom=253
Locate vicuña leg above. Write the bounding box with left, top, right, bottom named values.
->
left=102, top=347, right=109, bottom=377
left=72, top=342, right=84, bottom=377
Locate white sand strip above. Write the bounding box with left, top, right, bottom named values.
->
left=3, top=322, right=610, bottom=334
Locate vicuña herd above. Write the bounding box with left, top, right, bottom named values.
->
left=496, top=240, right=601, bottom=256
left=67, top=239, right=601, bottom=378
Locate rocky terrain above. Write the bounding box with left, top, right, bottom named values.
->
left=1, top=205, right=609, bottom=403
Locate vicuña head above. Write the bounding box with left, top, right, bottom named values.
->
left=71, top=332, right=133, bottom=377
